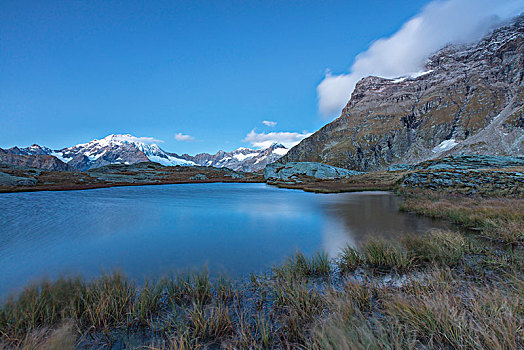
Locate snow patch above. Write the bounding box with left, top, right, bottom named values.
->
left=51, top=152, right=72, bottom=163
left=272, top=148, right=288, bottom=156
left=148, top=154, right=195, bottom=166
left=432, top=139, right=458, bottom=153
left=233, top=153, right=258, bottom=161
left=391, top=77, right=407, bottom=83
left=410, top=70, right=434, bottom=78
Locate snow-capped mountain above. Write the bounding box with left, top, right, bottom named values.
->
left=58, top=134, right=195, bottom=170
left=2, top=134, right=288, bottom=172
left=6, top=134, right=195, bottom=171
left=179, top=143, right=288, bottom=172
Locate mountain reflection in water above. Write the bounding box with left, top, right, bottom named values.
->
left=0, top=184, right=452, bottom=298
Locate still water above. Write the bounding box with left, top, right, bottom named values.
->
left=0, top=183, right=450, bottom=297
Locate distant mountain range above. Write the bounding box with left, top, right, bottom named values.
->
left=178, top=143, right=288, bottom=172
left=0, top=134, right=288, bottom=172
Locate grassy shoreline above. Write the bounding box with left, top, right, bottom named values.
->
left=1, top=190, right=523, bottom=349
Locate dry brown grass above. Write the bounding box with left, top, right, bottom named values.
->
left=1, top=191, right=523, bottom=349
left=400, top=190, right=524, bottom=245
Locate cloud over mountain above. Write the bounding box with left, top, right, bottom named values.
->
left=243, top=129, right=312, bottom=149
left=317, top=0, right=524, bottom=118
left=262, top=120, right=277, bottom=127
left=174, top=133, right=195, bottom=142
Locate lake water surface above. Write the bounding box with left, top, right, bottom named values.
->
left=0, top=183, right=451, bottom=298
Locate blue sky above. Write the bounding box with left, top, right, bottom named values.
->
left=0, top=0, right=433, bottom=153
left=3, top=0, right=520, bottom=154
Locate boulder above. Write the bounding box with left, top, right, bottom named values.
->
left=224, top=172, right=245, bottom=179
left=0, top=172, right=37, bottom=186
left=401, top=168, right=524, bottom=196
left=264, top=162, right=362, bottom=181
left=190, top=174, right=208, bottom=180
left=388, top=164, right=412, bottom=172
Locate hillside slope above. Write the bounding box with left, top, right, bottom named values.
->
left=280, top=15, right=524, bottom=171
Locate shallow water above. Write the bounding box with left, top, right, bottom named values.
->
left=0, top=183, right=451, bottom=298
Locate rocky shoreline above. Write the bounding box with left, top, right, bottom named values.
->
left=2, top=155, right=523, bottom=196
left=0, top=162, right=264, bottom=194
left=264, top=155, right=524, bottom=196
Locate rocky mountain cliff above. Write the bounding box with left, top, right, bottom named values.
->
left=0, top=148, right=74, bottom=171
left=280, top=15, right=524, bottom=171
left=179, top=143, right=288, bottom=172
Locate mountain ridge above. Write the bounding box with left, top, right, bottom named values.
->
left=178, top=143, right=288, bottom=172
left=1, top=134, right=288, bottom=172
left=279, top=14, right=524, bottom=171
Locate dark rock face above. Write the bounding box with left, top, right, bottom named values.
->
left=0, top=149, right=74, bottom=171
left=67, top=155, right=93, bottom=171
left=281, top=16, right=524, bottom=171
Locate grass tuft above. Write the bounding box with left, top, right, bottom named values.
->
left=338, top=245, right=363, bottom=273
left=273, top=251, right=330, bottom=280
left=402, top=230, right=468, bottom=266
left=362, top=239, right=412, bottom=271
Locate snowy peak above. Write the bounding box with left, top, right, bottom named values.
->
left=181, top=144, right=288, bottom=172
left=4, top=134, right=288, bottom=172
left=8, top=144, right=53, bottom=156
left=58, top=134, right=195, bottom=170
left=6, top=134, right=195, bottom=171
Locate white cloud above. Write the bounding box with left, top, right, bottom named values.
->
left=110, top=134, right=164, bottom=144
left=318, top=0, right=524, bottom=118
left=243, top=129, right=312, bottom=149
left=174, top=132, right=195, bottom=142
left=262, top=120, right=277, bottom=127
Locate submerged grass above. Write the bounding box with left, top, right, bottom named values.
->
left=1, top=190, right=523, bottom=349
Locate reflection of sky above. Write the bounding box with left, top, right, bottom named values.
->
left=322, top=218, right=356, bottom=258
left=0, top=185, right=453, bottom=299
